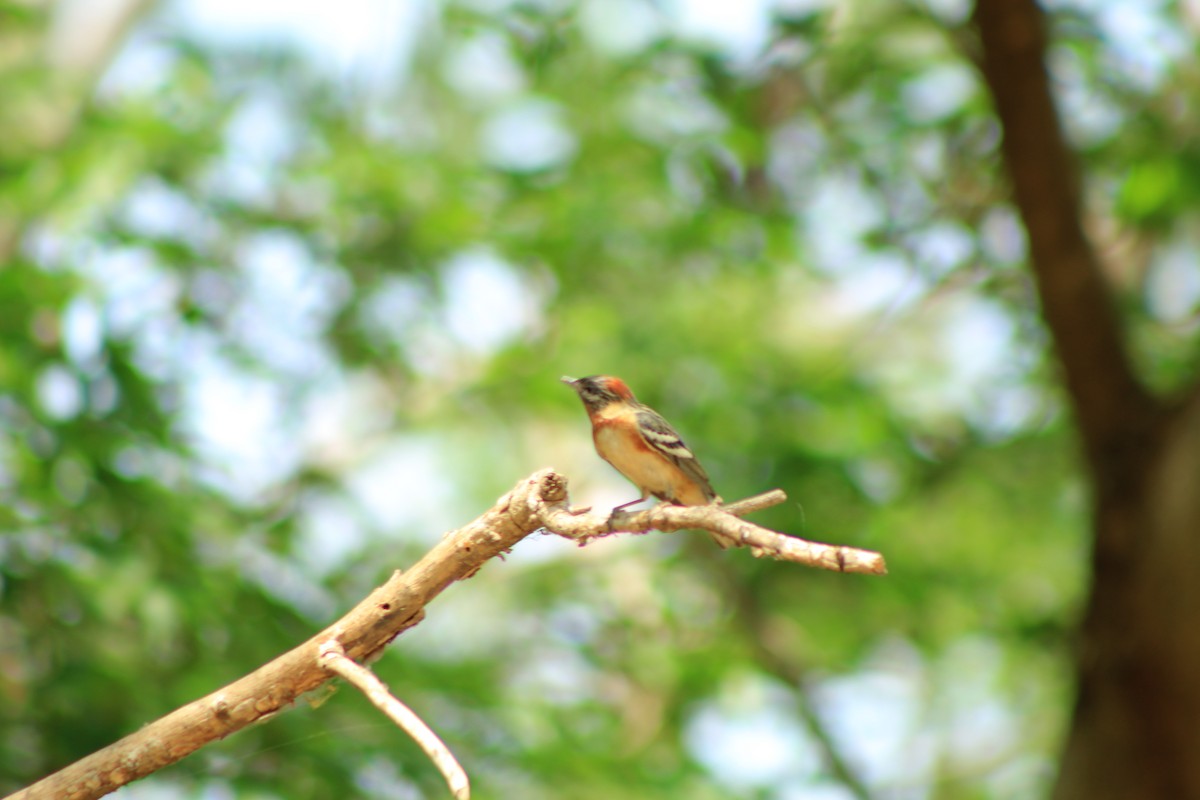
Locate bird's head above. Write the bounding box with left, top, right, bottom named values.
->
left=561, top=375, right=636, bottom=413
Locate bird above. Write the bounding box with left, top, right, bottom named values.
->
left=562, top=375, right=726, bottom=546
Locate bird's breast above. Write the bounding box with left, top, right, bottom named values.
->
left=592, top=419, right=678, bottom=498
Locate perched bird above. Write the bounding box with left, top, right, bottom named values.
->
left=562, top=375, right=726, bottom=545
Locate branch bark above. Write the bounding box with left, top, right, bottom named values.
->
left=6, top=471, right=884, bottom=800
left=546, top=489, right=886, bottom=574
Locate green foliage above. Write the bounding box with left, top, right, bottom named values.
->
left=0, top=0, right=1192, bottom=798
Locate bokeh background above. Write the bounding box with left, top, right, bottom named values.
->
left=1, top=0, right=1196, bottom=798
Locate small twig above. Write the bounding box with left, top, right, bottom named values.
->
left=719, top=488, right=788, bottom=517
left=320, top=640, right=469, bottom=800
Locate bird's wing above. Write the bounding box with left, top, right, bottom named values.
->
left=635, top=408, right=717, bottom=500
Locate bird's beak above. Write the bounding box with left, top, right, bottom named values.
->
left=560, top=376, right=577, bottom=385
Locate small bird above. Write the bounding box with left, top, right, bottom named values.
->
left=562, top=375, right=726, bottom=545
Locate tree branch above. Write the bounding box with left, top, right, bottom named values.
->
left=972, top=0, right=1161, bottom=479
left=543, top=489, right=886, bottom=575
left=320, top=640, right=470, bottom=800
left=6, top=470, right=884, bottom=800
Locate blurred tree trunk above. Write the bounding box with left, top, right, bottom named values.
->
left=0, top=0, right=152, bottom=259
left=974, top=0, right=1200, bottom=797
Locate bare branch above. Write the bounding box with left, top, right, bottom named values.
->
left=718, top=488, right=789, bottom=516
left=4, top=471, right=549, bottom=800
left=541, top=489, right=887, bottom=576
left=320, top=641, right=469, bottom=800
left=6, top=470, right=883, bottom=800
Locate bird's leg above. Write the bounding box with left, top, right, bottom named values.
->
left=607, top=493, right=647, bottom=533
left=612, top=492, right=649, bottom=512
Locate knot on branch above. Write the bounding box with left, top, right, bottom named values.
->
left=537, top=470, right=569, bottom=504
